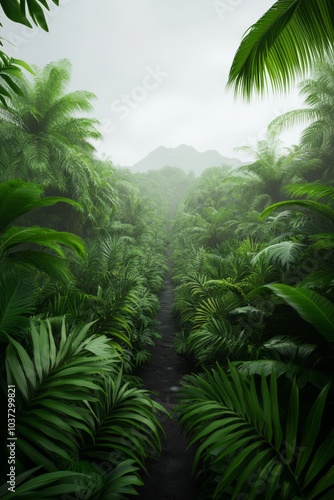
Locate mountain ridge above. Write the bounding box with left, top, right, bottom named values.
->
left=129, top=144, right=243, bottom=174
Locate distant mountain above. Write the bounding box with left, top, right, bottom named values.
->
left=130, top=144, right=243, bottom=174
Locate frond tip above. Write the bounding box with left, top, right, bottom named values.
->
left=227, top=0, right=334, bottom=98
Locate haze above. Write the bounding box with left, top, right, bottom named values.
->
left=2, top=0, right=304, bottom=166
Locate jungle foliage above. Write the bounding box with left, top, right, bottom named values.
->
left=1, top=1, right=334, bottom=498
left=173, top=62, right=334, bottom=499
left=0, top=57, right=195, bottom=498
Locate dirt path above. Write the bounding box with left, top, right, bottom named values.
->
left=135, top=271, right=198, bottom=500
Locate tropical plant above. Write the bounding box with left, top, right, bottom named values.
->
left=0, top=59, right=106, bottom=231
left=0, top=0, right=61, bottom=106
left=1, top=318, right=165, bottom=497
left=261, top=183, right=334, bottom=262
left=0, top=272, right=36, bottom=343
left=232, top=136, right=306, bottom=203
left=0, top=179, right=85, bottom=342
left=0, top=179, right=84, bottom=276
left=0, top=53, right=33, bottom=107
left=265, top=283, right=334, bottom=346
left=172, top=163, right=334, bottom=496
left=228, top=0, right=334, bottom=97
left=269, top=63, right=334, bottom=182
left=0, top=0, right=59, bottom=31
left=236, top=335, right=333, bottom=389
left=177, top=365, right=334, bottom=499
left=5, top=318, right=120, bottom=470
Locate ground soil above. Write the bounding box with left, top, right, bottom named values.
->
left=135, top=271, right=199, bottom=500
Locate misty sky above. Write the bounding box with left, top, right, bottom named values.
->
left=2, top=0, right=305, bottom=166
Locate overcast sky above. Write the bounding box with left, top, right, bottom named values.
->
left=2, top=0, right=305, bottom=166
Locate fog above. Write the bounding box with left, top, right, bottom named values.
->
left=2, top=0, right=305, bottom=166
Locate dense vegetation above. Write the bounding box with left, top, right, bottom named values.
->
left=173, top=64, right=334, bottom=499
left=0, top=58, right=194, bottom=498
left=1, top=1, right=334, bottom=499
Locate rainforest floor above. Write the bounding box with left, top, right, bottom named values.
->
left=135, top=269, right=198, bottom=500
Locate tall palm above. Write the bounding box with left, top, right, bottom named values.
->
left=0, top=59, right=103, bottom=230
left=228, top=0, right=334, bottom=98
left=269, top=63, right=334, bottom=182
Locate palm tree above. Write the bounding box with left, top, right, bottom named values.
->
left=228, top=0, right=334, bottom=98
left=231, top=135, right=303, bottom=204
left=0, top=59, right=103, bottom=231
left=261, top=182, right=334, bottom=257
left=269, top=63, right=334, bottom=182
left=114, top=180, right=154, bottom=239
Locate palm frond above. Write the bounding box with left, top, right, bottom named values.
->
left=85, top=459, right=143, bottom=500
left=5, top=318, right=120, bottom=470
left=283, top=183, right=334, bottom=202
left=261, top=199, right=334, bottom=222
left=177, top=365, right=334, bottom=499
left=0, top=52, right=33, bottom=107
left=251, top=241, right=306, bottom=270
left=310, top=232, right=334, bottom=251
left=228, top=0, right=334, bottom=97
left=236, top=336, right=332, bottom=388
left=265, top=283, right=334, bottom=346
left=0, top=468, right=84, bottom=499
left=268, top=108, right=316, bottom=136
left=0, top=178, right=81, bottom=232
left=1, top=226, right=85, bottom=257
left=0, top=272, right=35, bottom=342
left=0, top=0, right=59, bottom=31
left=188, top=317, right=255, bottom=367
left=82, top=371, right=165, bottom=470
left=8, top=250, right=75, bottom=283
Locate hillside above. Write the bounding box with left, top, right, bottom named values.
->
left=130, top=144, right=242, bottom=174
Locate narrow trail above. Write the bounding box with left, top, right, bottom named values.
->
left=135, top=268, right=198, bottom=500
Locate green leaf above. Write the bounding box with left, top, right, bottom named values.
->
left=251, top=241, right=306, bottom=270
left=265, top=284, right=334, bottom=346
left=177, top=365, right=332, bottom=498
left=227, top=0, right=334, bottom=98
left=0, top=0, right=32, bottom=26
left=0, top=274, right=35, bottom=341
left=296, top=384, right=330, bottom=477
left=261, top=199, right=334, bottom=222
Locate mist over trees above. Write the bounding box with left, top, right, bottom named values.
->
left=0, top=1, right=334, bottom=498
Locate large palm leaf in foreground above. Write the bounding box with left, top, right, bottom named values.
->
left=0, top=462, right=143, bottom=499
left=5, top=318, right=120, bottom=471
left=2, top=318, right=165, bottom=497
left=228, top=0, right=334, bottom=98
left=177, top=365, right=334, bottom=499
